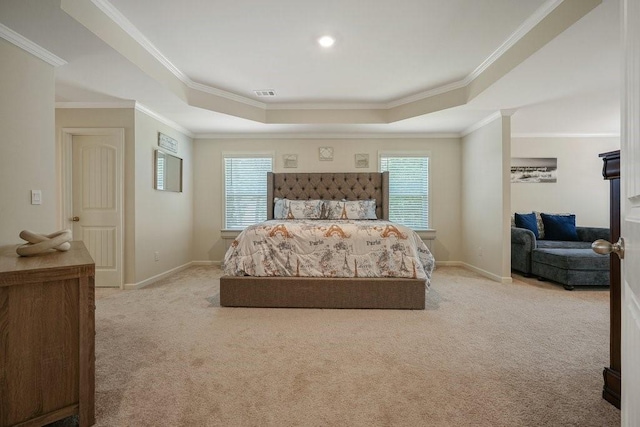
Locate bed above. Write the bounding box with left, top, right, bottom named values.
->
left=220, top=172, right=435, bottom=309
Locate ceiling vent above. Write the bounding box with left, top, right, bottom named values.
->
left=254, top=89, right=276, bottom=97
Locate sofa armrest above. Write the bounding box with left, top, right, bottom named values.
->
left=511, top=227, right=536, bottom=251
left=577, top=227, right=610, bottom=242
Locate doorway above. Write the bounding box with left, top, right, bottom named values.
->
left=60, top=128, right=124, bottom=288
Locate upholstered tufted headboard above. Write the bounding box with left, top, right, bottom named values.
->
left=267, top=172, right=389, bottom=220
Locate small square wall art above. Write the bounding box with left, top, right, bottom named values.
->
left=355, top=153, right=369, bottom=168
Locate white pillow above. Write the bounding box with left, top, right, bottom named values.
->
left=274, top=198, right=323, bottom=219
left=324, top=199, right=377, bottom=220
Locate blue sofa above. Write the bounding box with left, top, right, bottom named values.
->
left=511, top=226, right=610, bottom=290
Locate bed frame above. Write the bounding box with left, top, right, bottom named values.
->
left=220, top=172, right=426, bottom=309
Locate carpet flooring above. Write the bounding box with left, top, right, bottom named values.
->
left=91, top=266, right=620, bottom=426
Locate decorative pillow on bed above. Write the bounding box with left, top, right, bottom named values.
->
left=322, top=200, right=344, bottom=219
left=324, top=199, right=377, bottom=220
left=274, top=198, right=323, bottom=219
left=273, top=198, right=288, bottom=219
left=540, top=213, right=579, bottom=241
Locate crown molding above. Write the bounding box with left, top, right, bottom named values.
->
left=187, top=81, right=265, bottom=108
left=138, top=128, right=624, bottom=141
left=90, top=0, right=567, bottom=114
left=265, top=102, right=387, bottom=110
left=0, top=23, right=67, bottom=67
left=467, top=0, right=563, bottom=82
left=195, top=132, right=460, bottom=140
left=55, top=100, right=194, bottom=137
left=92, top=0, right=263, bottom=109
left=91, top=0, right=189, bottom=82
left=386, top=0, right=563, bottom=109
left=64, top=0, right=600, bottom=128
left=387, top=80, right=469, bottom=109
left=460, top=111, right=503, bottom=137
left=56, top=101, right=136, bottom=108
left=511, top=132, right=621, bottom=138
left=134, top=103, right=195, bottom=138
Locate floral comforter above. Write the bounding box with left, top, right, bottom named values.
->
left=223, top=220, right=435, bottom=285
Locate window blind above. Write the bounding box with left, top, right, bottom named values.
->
left=380, top=156, right=429, bottom=229
left=224, top=156, right=273, bottom=229
left=156, top=157, right=165, bottom=190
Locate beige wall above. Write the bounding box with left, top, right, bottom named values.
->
left=8, top=33, right=612, bottom=283
left=461, top=115, right=511, bottom=281
left=193, top=137, right=463, bottom=263
left=0, top=39, right=56, bottom=245
left=511, top=136, right=620, bottom=227
left=134, top=110, right=193, bottom=282
left=55, top=108, right=193, bottom=285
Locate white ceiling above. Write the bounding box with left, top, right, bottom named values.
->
left=0, top=0, right=621, bottom=137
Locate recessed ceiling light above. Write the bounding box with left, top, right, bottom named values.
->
left=318, top=35, right=335, bottom=48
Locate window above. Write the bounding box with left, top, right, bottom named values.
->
left=223, top=155, right=273, bottom=229
left=156, top=155, right=165, bottom=190
left=380, top=154, right=429, bottom=229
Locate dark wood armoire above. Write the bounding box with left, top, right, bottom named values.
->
left=599, top=150, right=621, bottom=409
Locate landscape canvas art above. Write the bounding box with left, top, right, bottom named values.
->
left=511, top=157, right=558, bottom=183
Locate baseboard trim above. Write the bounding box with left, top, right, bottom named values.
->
left=124, top=262, right=194, bottom=290
left=459, top=262, right=513, bottom=284
left=435, top=261, right=512, bottom=283
left=123, top=259, right=512, bottom=289
left=436, top=261, right=464, bottom=267
left=124, top=261, right=222, bottom=289
left=191, top=260, right=216, bottom=266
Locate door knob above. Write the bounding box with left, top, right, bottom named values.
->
left=592, top=237, right=625, bottom=260
left=71, top=216, right=80, bottom=222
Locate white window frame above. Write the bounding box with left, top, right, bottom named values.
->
left=222, top=152, right=274, bottom=230
left=378, top=151, right=432, bottom=230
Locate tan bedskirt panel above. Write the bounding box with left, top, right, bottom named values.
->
left=220, top=276, right=425, bottom=309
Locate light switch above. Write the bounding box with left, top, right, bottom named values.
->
left=31, top=190, right=42, bottom=205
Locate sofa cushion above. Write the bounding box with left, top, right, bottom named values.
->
left=535, top=211, right=574, bottom=239
left=514, top=212, right=539, bottom=238
left=532, top=248, right=609, bottom=271
left=540, top=213, right=579, bottom=241
left=537, top=240, right=592, bottom=249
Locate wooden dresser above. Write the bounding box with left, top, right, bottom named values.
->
left=0, top=241, right=95, bottom=426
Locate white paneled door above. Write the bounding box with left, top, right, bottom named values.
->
left=71, top=133, right=123, bottom=288
left=621, top=0, right=640, bottom=424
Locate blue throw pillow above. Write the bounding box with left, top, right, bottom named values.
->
left=540, top=213, right=579, bottom=241
left=514, top=212, right=539, bottom=238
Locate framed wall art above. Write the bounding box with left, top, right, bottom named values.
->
left=319, top=147, right=334, bottom=161
left=355, top=153, right=369, bottom=168
left=511, top=157, right=557, bottom=183
left=283, top=154, right=298, bottom=168
left=158, top=132, right=178, bottom=153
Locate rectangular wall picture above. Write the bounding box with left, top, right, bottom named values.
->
left=511, top=157, right=557, bottom=183
left=158, top=132, right=178, bottom=153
